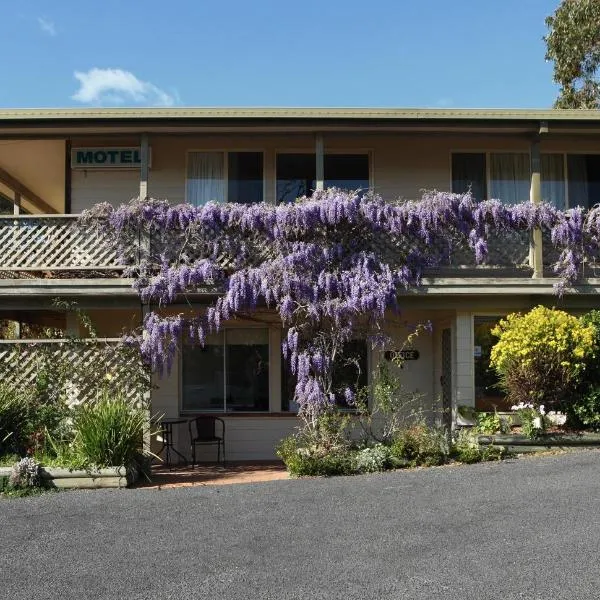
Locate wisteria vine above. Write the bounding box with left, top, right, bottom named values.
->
left=81, top=189, right=600, bottom=418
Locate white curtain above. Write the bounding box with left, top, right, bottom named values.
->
left=186, top=152, right=225, bottom=206
left=541, top=154, right=566, bottom=209
left=489, top=153, right=530, bottom=204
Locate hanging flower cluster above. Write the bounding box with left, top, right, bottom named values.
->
left=81, top=189, right=600, bottom=416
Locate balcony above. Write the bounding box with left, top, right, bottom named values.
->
left=0, top=214, right=596, bottom=292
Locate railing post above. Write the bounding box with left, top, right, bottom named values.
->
left=315, top=133, right=324, bottom=191
left=530, top=135, right=544, bottom=278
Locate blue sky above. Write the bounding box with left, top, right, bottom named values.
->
left=0, top=0, right=561, bottom=109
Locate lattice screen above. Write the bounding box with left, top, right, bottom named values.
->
left=0, top=217, right=123, bottom=270
left=0, top=339, right=149, bottom=405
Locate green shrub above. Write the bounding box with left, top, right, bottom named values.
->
left=0, top=384, right=32, bottom=454
left=490, top=306, right=595, bottom=409
left=390, top=423, right=449, bottom=467
left=456, top=446, right=482, bottom=464
left=476, top=411, right=511, bottom=434
left=568, top=310, right=600, bottom=429
left=353, top=444, right=391, bottom=473
left=276, top=436, right=356, bottom=476
left=481, top=445, right=509, bottom=461
left=452, top=428, right=483, bottom=464
left=567, top=387, right=600, bottom=429
left=72, top=394, right=151, bottom=468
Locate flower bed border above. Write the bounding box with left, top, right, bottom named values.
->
left=478, top=433, right=600, bottom=453
left=0, top=465, right=137, bottom=490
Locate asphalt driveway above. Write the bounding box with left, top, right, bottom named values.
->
left=2, top=451, right=600, bottom=600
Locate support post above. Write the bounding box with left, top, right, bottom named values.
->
left=13, top=193, right=20, bottom=216
left=139, top=133, right=151, bottom=455
left=530, top=136, right=544, bottom=278
left=139, top=134, right=149, bottom=200
left=315, top=134, right=324, bottom=191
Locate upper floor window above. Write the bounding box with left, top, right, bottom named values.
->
left=452, top=152, right=529, bottom=204
left=186, top=151, right=263, bottom=206
left=276, top=153, right=369, bottom=204
left=452, top=151, right=600, bottom=209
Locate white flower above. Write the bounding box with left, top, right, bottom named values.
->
left=533, top=417, right=542, bottom=429
left=539, top=405, right=546, bottom=416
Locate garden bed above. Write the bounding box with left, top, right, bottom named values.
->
left=0, top=465, right=137, bottom=490
left=478, top=433, right=600, bottom=454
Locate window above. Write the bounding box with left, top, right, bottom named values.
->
left=0, top=194, right=14, bottom=215
left=451, top=153, right=487, bottom=201
left=452, top=151, right=600, bottom=209
left=186, top=151, right=263, bottom=205
left=452, top=152, right=529, bottom=204
left=276, top=153, right=370, bottom=204
left=282, top=339, right=369, bottom=411
left=182, top=328, right=270, bottom=413
left=566, top=154, right=600, bottom=209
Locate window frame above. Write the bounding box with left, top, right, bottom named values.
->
left=179, top=325, right=272, bottom=415
left=274, top=148, right=374, bottom=204
left=184, top=149, right=267, bottom=205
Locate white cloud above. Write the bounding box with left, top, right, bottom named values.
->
left=38, top=17, right=56, bottom=36
left=72, top=68, right=176, bottom=107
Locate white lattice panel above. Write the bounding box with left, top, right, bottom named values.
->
left=0, top=217, right=123, bottom=270
left=0, top=339, right=148, bottom=405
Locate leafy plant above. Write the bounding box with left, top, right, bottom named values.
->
left=490, top=306, right=595, bottom=410
left=72, top=393, right=155, bottom=468
left=511, top=403, right=547, bottom=439
left=353, top=444, right=391, bottom=473
left=0, top=384, right=33, bottom=454
left=9, top=456, right=41, bottom=489
left=390, top=423, right=449, bottom=467
left=276, top=437, right=356, bottom=477
left=476, top=411, right=511, bottom=435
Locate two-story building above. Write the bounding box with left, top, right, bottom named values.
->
left=1, top=107, right=599, bottom=460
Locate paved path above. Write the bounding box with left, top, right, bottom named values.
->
left=2, top=451, right=600, bottom=599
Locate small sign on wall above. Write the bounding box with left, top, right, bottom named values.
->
left=384, top=349, right=420, bottom=361
left=71, top=147, right=151, bottom=169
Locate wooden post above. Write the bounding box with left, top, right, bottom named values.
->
left=139, top=134, right=149, bottom=200
left=315, top=134, right=324, bottom=191
left=13, top=192, right=20, bottom=216
left=139, top=133, right=152, bottom=455
left=530, top=136, right=544, bottom=278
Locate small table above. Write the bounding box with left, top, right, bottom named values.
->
left=155, top=418, right=188, bottom=467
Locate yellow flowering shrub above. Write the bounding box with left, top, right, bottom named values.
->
left=490, top=306, right=596, bottom=408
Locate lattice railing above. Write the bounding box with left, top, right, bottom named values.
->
left=0, top=339, right=149, bottom=405
left=0, top=215, right=124, bottom=271
left=0, top=214, right=536, bottom=276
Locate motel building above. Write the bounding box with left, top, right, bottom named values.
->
left=0, top=107, right=599, bottom=461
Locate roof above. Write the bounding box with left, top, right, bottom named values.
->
left=0, top=107, right=600, bottom=121
left=2, top=107, right=600, bottom=135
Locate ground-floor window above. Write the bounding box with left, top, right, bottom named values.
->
left=473, top=316, right=507, bottom=411
left=182, top=328, right=270, bottom=413
left=281, top=339, right=369, bottom=411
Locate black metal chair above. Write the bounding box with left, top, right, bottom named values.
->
left=188, top=416, right=225, bottom=467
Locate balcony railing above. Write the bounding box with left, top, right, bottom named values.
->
left=0, top=214, right=553, bottom=280
left=0, top=215, right=125, bottom=273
